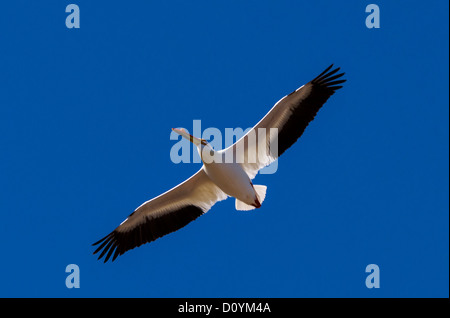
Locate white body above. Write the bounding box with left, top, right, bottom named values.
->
left=196, top=145, right=258, bottom=207
left=204, top=161, right=257, bottom=206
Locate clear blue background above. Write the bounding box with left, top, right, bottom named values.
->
left=0, top=1, right=448, bottom=297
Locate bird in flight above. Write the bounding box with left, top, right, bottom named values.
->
left=93, top=65, right=346, bottom=262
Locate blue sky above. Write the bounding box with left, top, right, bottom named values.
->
left=0, top=1, right=448, bottom=297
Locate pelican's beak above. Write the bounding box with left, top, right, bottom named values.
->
left=172, top=128, right=203, bottom=145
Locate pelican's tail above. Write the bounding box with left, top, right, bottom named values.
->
left=235, top=185, right=267, bottom=211
left=254, top=185, right=267, bottom=204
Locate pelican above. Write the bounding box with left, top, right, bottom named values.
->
left=93, top=65, right=346, bottom=262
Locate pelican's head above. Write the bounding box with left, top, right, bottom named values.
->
left=172, top=128, right=208, bottom=147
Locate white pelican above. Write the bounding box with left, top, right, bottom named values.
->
left=93, top=65, right=345, bottom=262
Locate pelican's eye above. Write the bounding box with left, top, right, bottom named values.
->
left=201, top=139, right=208, bottom=146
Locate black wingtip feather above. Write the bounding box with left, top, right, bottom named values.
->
left=92, top=233, right=111, bottom=246
left=314, top=64, right=334, bottom=80
left=322, top=73, right=345, bottom=84
left=327, top=79, right=346, bottom=86
left=328, top=85, right=343, bottom=90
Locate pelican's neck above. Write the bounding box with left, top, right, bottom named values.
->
left=197, top=144, right=220, bottom=164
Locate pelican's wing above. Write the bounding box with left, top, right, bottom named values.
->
left=93, top=168, right=228, bottom=262
left=222, top=65, right=346, bottom=179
